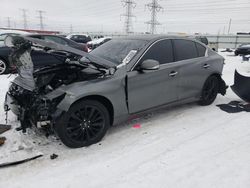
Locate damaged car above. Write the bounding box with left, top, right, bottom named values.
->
left=4, top=35, right=227, bottom=148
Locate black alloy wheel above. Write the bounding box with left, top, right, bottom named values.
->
left=56, top=100, right=110, bottom=148
left=198, top=76, right=219, bottom=106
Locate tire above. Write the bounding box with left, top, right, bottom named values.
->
left=234, top=51, right=239, bottom=56
left=0, top=59, right=8, bottom=75
left=55, top=100, right=110, bottom=148
left=198, top=76, right=219, bottom=106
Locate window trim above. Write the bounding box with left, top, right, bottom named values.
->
left=130, top=38, right=208, bottom=72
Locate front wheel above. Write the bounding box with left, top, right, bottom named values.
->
left=55, top=100, right=110, bottom=148
left=198, top=76, right=219, bottom=106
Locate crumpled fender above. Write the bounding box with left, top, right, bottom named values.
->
left=231, top=70, right=250, bottom=103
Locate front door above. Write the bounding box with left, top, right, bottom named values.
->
left=127, top=39, right=179, bottom=113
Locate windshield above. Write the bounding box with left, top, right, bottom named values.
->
left=90, top=39, right=148, bottom=65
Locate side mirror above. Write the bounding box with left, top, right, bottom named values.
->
left=139, top=59, right=160, bottom=71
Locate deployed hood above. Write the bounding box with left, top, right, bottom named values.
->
left=5, top=35, right=116, bottom=69
left=5, top=35, right=116, bottom=91
left=23, top=36, right=116, bottom=68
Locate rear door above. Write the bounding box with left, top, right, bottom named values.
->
left=127, top=39, right=180, bottom=113
left=172, top=39, right=210, bottom=100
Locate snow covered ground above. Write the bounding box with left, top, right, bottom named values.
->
left=0, top=51, right=250, bottom=188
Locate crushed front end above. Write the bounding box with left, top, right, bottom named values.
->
left=4, top=83, right=66, bottom=133
left=3, top=35, right=107, bottom=134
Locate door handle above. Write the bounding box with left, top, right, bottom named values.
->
left=203, top=64, right=210, bottom=69
left=169, top=71, right=178, bottom=77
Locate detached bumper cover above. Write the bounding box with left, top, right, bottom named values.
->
left=231, top=70, right=250, bottom=103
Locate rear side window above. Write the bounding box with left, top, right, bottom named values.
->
left=141, top=39, right=174, bottom=65
left=196, top=43, right=206, bottom=57
left=44, top=36, right=67, bottom=45
left=173, top=39, right=198, bottom=61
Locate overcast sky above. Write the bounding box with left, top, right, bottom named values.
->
left=1, top=0, right=250, bottom=34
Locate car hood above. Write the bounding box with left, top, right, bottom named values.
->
left=9, top=36, right=116, bottom=91
left=23, top=36, right=117, bottom=68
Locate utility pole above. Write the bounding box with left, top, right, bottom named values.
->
left=121, top=0, right=136, bottom=34
left=6, top=17, right=11, bottom=28
left=227, top=18, right=232, bottom=35
left=37, top=10, right=45, bottom=30
left=20, top=9, right=28, bottom=29
left=145, top=0, right=163, bottom=34
left=70, top=24, right=73, bottom=33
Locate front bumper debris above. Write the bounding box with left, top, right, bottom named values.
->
left=231, top=70, right=250, bottom=102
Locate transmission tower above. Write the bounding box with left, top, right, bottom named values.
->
left=37, top=10, right=45, bottom=30
left=145, top=0, right=163, bottom=34
left=121, top=0, right=136, bottom=34
left=20, top=9, right=28, bottom=29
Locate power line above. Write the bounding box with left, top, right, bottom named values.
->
left=121, top=0, right=136, bottom=34
left=145, top=0, right=163, bottom=34
left=37, top=10, right=45, bottom=30
left=20, top=9, right=28, bottom=29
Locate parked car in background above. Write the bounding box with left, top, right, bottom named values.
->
left=234, top=44, right=250, bottom=56
left=87, top=37, right=111, bottom=50
left=0, top=31, right=30, bottom=74
left=66, top=34, right=92, bottom=44
left=193, top=35, right=218, bottom=52
left=0, top=33, right=88, bottom=74
left=4, top=35, right=227, bottom=148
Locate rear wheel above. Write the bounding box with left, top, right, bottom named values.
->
left=55, top=100, right=110, bottom=148
left=198, top=76, right=219, bottom=106
left=0, top=59, right=7, bottom=75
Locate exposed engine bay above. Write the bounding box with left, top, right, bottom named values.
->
left=4, top=35, right=110, bottom=133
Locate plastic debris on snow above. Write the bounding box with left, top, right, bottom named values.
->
left=133, top=124, right=141, bottom=129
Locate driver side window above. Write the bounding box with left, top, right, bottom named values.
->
left=140, top=39, right=174, bottom=65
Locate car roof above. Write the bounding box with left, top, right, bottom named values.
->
left=25, top=34, right=63, bottom=37
left=67, top=34, right=90, bottom=37
left=114, top=34, right=194, bottom=42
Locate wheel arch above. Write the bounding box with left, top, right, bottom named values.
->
left=72, top=95, right=114, bottom=126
